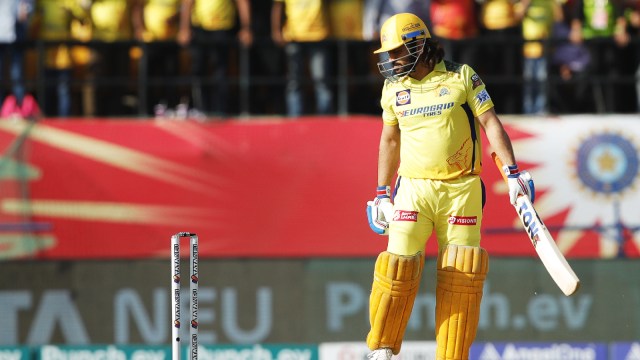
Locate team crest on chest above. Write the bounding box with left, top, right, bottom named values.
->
left=438, top=87, right=450, bottom=97
left=396, top=89, right=411, bottom=106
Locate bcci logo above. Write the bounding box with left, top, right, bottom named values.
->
left=576, top=133, right=639, bottom=196
left=396, top=90, right=411, bottom=106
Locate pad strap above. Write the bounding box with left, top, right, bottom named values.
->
left=366, top=251, right=424, bottom=354
left=435, top=245, right=489, bottom=360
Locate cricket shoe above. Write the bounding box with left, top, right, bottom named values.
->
left=367, top=348, right=393, bottom=359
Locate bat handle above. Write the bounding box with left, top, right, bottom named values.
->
left=491, top=152, right=509, bottom=183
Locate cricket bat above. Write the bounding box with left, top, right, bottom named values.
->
left=492, top=152, right=580, bottom=296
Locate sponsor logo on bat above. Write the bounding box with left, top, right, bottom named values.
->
left=517, top=200, right=541, bottom=248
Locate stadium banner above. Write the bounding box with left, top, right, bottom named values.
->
left=1, top=259, right=638, bottom=346
left=3, top=343, right=640, bottom=360
left=610, top=342, right=640, bottom=360
left=0, top=346, right=30, bottom=360
left=32, top=344, right=317, bottom=360
left=319, top=341, right=437, bottom=359
left=0, top=115, right=639, bottom=260
left=469, top=342, right=609, bottom=360
left=36, top=345, right=169, bottom=360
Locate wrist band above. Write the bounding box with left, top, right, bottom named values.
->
left=376, top=185, right=391, bottom=199
left=502, top=164, right=520, bottom=177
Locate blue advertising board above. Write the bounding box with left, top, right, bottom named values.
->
left=470, top=342, right=608, bottom=360
left=610, top=342, right=640, bottom=360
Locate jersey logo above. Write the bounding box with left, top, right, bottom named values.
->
left=475, top=89, right=490, bottom=104
left=396, top=90, right=411, bottom=106
left=438, top=87, right=450, bottom=97
left=446, top=138, right=472, bottom=171
left=393, top=210, right=418, bottom=222
left=448, top=215, right=478, bottom=225
left=471, top=74, right=483, bottom=89
left=395, top=102, right=455, bottom=117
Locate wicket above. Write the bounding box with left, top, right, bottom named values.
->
left=171, top=232, right=199, bottom=360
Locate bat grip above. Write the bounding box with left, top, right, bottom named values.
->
left=491, top=152, right=509, bottom=183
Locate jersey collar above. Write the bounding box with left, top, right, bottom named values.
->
left=401, top=60, right=446, bottom=86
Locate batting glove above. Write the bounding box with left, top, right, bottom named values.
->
left=367, top=186, right=394, bottom=235
left=503, top=164, right=535, bottom=205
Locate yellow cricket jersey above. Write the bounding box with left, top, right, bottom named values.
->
left=480, top=0, right=517, bottom=30
left=144, top=0, right=180, bottom=40
left=36, top=0, right=84, bottom=69
left=329, top=0, right=362, bottom=40
left=191, top=0, right=236, bottom=31
left=91, top=0, right=131, bottom=41
left=37, top=0, right=76, bottom=40
left=381, top=61, right=494, bottom=180
left=276, top=0, right=330, bottom=42
left=521, top=0, right=557, bottom=58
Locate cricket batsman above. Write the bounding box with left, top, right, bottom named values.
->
left=365, top=13, right=535, bottom=360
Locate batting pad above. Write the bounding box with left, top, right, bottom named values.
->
left=435, top=245, right=489, bottom=360
left=367, top=251, right=424, bottom=354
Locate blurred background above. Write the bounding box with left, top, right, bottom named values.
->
left=0, top=0, right=639, bottom=359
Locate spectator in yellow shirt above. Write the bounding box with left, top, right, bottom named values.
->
left=515, top=0, right=563, bottom=114
left=132, top=0, right=182, bottom=116
left=478, top=0, right=521, bottom=114
left=89, top=0, right=139, bottom=116
left=330, top=0, right=378, bottom=114
left=271, top=0, right=334, bottom=117
left=33, top=0, right=86, bottom=116
left=177, top=0, right=253, bottom=117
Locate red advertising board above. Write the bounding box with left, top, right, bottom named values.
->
left=0, top=116, right=635, bottom=259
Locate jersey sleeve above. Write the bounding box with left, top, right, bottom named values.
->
left=380, top=81, right=399, bottom=125
left=463, top=65, right=494, bottom=117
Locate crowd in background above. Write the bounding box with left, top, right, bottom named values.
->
left=0, top=0, right=639, bottom=119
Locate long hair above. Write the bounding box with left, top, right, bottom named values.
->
left=422, top=38, right=445, bottom=68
